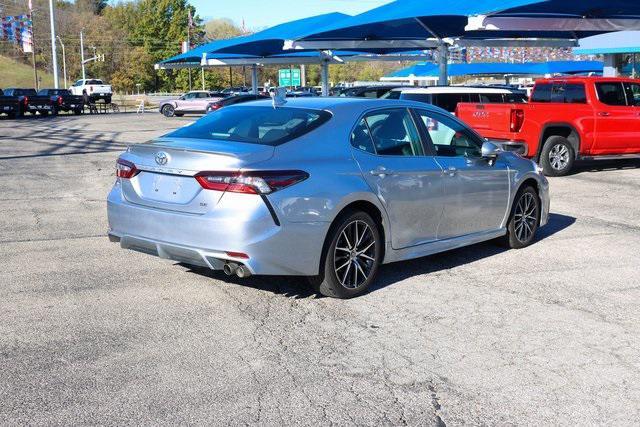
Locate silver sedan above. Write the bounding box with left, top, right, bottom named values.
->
left=107, top=98, right=550, bottom=298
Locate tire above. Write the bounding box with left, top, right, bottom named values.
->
left=74, top=108, right=83, bottom=115
left=7, top=112, right=16, bottom=119
left=309, top=210, right=383, bottom=299
left=51, top=107, right=58, bottom=116
left=540, top=136, right=575, bottom=176
left=500, top=186, right=541, bottom=249
left=105, top=96, right=112, bottom=104
left=162, top=104, right=175, bottom=117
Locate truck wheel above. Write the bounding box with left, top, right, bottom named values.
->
left=7, top=112, right=16, bottom=119
left=308, top=210, right=382, bottom=299
left=540, top=136, right=575, bottom=177
left=500, top=185, right=541, bottom=249
left=74, top=108, right=83, bottom=115
left=162, top=105, right=175, bottom=117
left=105, top=96, right=112, bottom=104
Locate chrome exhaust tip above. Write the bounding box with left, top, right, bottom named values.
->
left=236, top=265, right=252, bottom=278
left=223, top=262, right=238, bottom=276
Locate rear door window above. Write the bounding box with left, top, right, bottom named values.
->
left=399, top=93, right=432, bottom=105
left=432, top=93, right=472, bottom=112
left=563, top=84, right=587, bottom=103
left=414, top=109, right=482, bottom=158
left=358, top=109, right=424, bottom=156
left=531, top=84, right=552, bottom=102
left=624, top=83, right=640, bottom=106
left=478, top=93, right=505, bottom=103
left=167, top=106, right=332, bottom=146
left=596, top=82, right=628, bottom=106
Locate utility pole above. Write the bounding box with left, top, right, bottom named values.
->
left=80, top=30, right=86, bottom=80
left=48, top=0, right=59, bottom=88
left=29, top=7, right=39, bottom=90
left=187, top=10, right=192, bottom=91
left=57, top=36, right=67, bottom=89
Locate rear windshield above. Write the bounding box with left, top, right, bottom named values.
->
left=86, top=79, right=103, bottom=85
left=167, top=106, right=332, bottom=146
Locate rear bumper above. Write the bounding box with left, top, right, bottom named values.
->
left=107, top=184, right=329, bottom=276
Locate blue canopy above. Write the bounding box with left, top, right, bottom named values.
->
left=293, top=0, right=640, bottom=48
left=385, top=61, right=604, bottom=78
left=161, top=13, right=350, bottom=64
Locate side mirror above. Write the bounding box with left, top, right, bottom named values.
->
left=481, top=141, right=502, bottom=159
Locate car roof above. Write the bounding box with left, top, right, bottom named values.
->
left=399, top=86, right=513, bottom=94
left=242, top=97, right=451, bottom=115
left=535, top=76, right=639, bottom=84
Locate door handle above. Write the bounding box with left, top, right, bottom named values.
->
left=370, top=166, right=393, bottom=178
left=597, top=111, right=611, bottom=117
left=445, top=166, right=457, bottom=177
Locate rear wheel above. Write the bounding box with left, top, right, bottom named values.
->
left=162, top=105, right=175, bottom=117
left=501, top=186, right=540, bottom=249
left=309, top=211, right=382, bottom=299
left=105, top=96, right=112, bottom=104
left=74, top=108, right=83, bottom=115
left=540, top=136, right=574, bottom=176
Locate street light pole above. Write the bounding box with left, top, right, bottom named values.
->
left=80, top=30, right=86, bottom=80
left=48, top=0, right=59, bottom=88
left=57, top=36, right=67, bottom=89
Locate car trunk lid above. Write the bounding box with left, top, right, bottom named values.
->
left=120, top=137, right=274, bottom=214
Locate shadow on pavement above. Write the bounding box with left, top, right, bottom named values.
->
left=569, top=158, right=640, bottom=176
left=182, top=213, right=576, bottom=299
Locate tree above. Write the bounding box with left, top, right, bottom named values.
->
left=205, top=19, right=244, bottom=40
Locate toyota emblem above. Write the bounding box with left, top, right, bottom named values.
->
left=155, top=151, right=169, bottom=166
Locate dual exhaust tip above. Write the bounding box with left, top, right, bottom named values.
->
left=223, top=262, right=251, bottom=278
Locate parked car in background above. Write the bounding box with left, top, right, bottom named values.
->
left=221, top=86, right=251, bottom=95
left=69, top=79, right=112, bottom=103
left=3, top=88, right=54, bottom=116
left=206, top=94, right=271, bottom=113
left=390, top=86, right=528, bottom=113
left=456, top=77, right=640, bottom=176
left=37, top=89, right=84, bottom=115
left=0, top=88, right=22, bottom=118
left=338, top=85, right=404, bottom=99
left=160, top=91, right=225, bottom=117
left=108, top=98, right=549, bottom=298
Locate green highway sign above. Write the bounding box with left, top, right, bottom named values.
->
left=278, top=68, right=301, bottom=87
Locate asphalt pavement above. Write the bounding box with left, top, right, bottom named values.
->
left=1, top=113, right=639, bottom=425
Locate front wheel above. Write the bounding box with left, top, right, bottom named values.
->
left=501, top=186, right=541, bottom=249
left=161, top=105, right=175, bottom=117
left=540, top=136, right=574, bottom=176
left=309, top=211, right=382, bottom=299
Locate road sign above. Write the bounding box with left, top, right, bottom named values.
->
left=278, top=68, right=301, bottom=87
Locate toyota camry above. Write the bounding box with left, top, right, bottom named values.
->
left=107, top=98, right=550, bottom=298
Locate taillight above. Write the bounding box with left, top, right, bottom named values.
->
left=510, top=109, right=525, bottom=132
left=57, top=96, right=63, bottom=105
left=195, top=170, right=308, bottom=195
left=208, top=103, right=221, bottom=112
left=116, top=158, right=138, bottom=179
left=23, top=96, right=29, bottom=106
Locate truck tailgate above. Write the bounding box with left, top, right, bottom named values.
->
left=456, top=103, right=516, bottom=133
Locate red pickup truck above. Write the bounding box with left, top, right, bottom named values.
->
left=456, top=77, right=640, bottom=176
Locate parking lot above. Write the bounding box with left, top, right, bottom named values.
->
left=1, top=113, right=639, bottom=425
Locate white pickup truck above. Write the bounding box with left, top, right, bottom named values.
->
left=69, top=79, right=112, bottom=103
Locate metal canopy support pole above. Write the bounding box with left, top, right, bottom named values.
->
left=321, top=60, right=330, bottom=97
left=201, top=67, right=205, bottom=90
left=251, top=64, right=258, bottom=94
left=438, top=42, right=449, bottom=86
left=603, top=54, right=619, bottom=77
left=57, top=37, right=67, bottom=89
left=48, top=0, right=59, bottom=88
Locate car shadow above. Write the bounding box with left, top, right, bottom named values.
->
left=568, top=158, right=640, bottom=176
left=181, top=213, right=576, bottom=299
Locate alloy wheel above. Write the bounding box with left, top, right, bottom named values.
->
left=333, top=220, right=377, bottom=289
left=514, top=192, right=537, bottom=243
left=548, top=143, right=570, bottom=171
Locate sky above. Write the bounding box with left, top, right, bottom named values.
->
left=190, top=0, right=391, bottom=30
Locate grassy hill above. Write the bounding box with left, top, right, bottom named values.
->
left=0, top=55, right=54, bottom=89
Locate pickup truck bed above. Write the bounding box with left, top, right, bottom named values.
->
left=456, top=77, right=640, bottom=176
